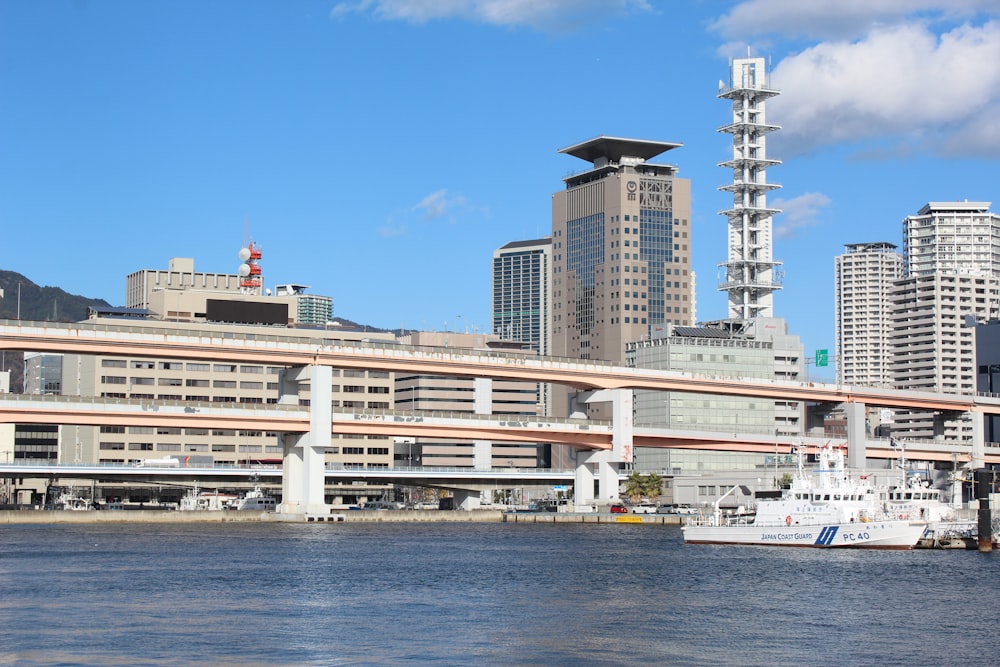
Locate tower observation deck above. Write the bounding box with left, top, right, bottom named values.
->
left=717, top=56, right=783, bottom=320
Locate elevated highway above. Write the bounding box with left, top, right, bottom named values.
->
left=3, top=319, right=1000, bottom=513
left=3, top=320, right=1000, bottom=412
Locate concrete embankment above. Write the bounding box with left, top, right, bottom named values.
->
left=0, top=509, right=683, bottom=525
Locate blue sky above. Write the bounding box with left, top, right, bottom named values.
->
left=2, top=0, right=998, bottom=378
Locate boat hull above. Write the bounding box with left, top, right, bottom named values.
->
left=682, top=520, right=926, bottom=549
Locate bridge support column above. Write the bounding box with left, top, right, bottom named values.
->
left=473, top=377, right=493, bottom=470
left=453, top=488, right=482, bottom=511
left=569, top=388, right=631, bottom=510
left=573, top=450, right=596, bottom=511
left=573, top=449, right=619, bottom=511
left=279, top=365, right=331, bottom=515
left=972, top=410, right=985, bottom=469
left=844, top=402, right=867, bottom=469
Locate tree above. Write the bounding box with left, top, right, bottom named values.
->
left=624, top=472, right=664, bottom=502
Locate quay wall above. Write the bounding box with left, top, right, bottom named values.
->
left=0, top=509, right=683, bottom=525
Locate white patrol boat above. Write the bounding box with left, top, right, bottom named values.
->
left=682, top=443, right=926, bottom=549
left=227, top=486, right=277, bottom=512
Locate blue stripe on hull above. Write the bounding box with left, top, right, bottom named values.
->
left=815, top=526, right=839, bottom=546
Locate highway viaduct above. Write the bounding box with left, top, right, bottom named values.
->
left=2, top=320, right=1000, bottom=514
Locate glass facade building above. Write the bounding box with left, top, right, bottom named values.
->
left=491, top=238, right=551, bottom=356
left=551, top=136, right=693, bottom=366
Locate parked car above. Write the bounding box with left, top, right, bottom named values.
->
left=657, top=503, right=697, bottom=515
left=631, top=502, right=658, bottom=514
left=609, top=504, right=629, bottom=514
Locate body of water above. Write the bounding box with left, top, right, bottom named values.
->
left=1, top=522, right=997, bottom=666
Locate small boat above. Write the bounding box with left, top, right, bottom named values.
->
left=227, top=486, right=277, bottom=512
left=54, top=492, right=93, bottom=511
left=178, top=487, right=237, bottom=511
left=880, top=442, right=978, bottom=548
left=682, top=443, right=926, bottom=549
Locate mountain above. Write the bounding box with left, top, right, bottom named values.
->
left=0, top=270, right=112, bottom=391
left=0, top=270, right=111, bottom=322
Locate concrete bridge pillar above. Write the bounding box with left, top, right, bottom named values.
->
left=453, top=488, right=483, bottom=510
left=473, top=377, right=493, bottom=470
left=573, top=449, right=596, bottom=511
left=573, top=448, right=619, bottom=511
left=844, top=401, right=867, bottom=468
left=569, top=389, right=632, bottom=510
left=972, top=410, right=985, bottom=469
left=278, top=364, right=331, bottom=515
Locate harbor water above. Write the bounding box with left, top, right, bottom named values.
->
left=1, top=522, right=998, bottom=666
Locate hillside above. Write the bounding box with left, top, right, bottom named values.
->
left=0, top=270, right=112, bottom=391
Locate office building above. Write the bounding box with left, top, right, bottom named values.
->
left=551, top=136, right=693, bottom=365
left=628, top=318, right=805, bottom=474
left=126, top=257, right=243, bottom=310
left=23, top=352, right=63, bottom=395
left=491, top=238, right=552, bottom=356
left=834, top=242, right=904, bottom=387
left=128, top=257, right=334, bottom=327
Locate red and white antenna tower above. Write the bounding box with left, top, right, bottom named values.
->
left=238, top=239, right=263, bottom=295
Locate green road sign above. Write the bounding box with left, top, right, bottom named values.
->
left=816, top=349, right=828, bottom=367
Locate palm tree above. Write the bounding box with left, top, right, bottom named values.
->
left=624, top=472, right=647, bottom=503
left=644, top=472, right=663, bottom=502
left=624, top=472, right=664, bottom=503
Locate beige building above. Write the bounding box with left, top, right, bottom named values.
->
left=551, top=136, right=694, bottom=366
left=61, top=317, right=396, bottom=467
left=126, top=257, right=244, bottom=310
left=393, top=331, right=542, bottom=469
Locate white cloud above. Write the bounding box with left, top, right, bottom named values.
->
left=767, top=20, right=1000, bottom=156
left=772, top=192, right=831, bottom=239
left=712, top=0, right=995, bottom=41
left=711, top=2, right=1000, bottom=158
left=331, top=0, right=651, bottom=30
left=413, top=189, right=468, bottom=221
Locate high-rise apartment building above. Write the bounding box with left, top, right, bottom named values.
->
left=835, top=243, right=904, bottom=386
left=891, top=202, right=1000, bottom=442
left=717, top=56, right=782, bottom=320
left=491, top=238, right=552, bottom=356
left=274, top=284, right=334, bottom=325
left=903, top=202, right=1000, bottom=277
left=551, top=136, right=693, bottom=365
